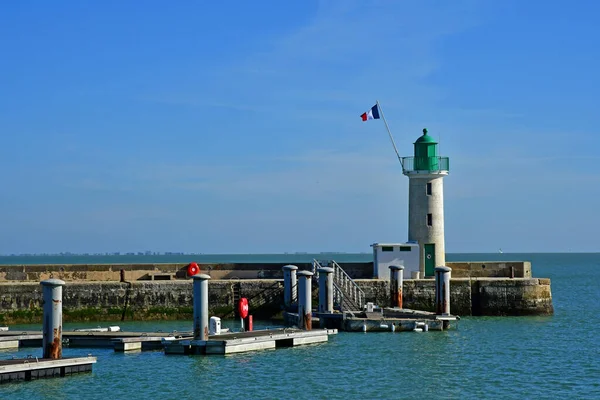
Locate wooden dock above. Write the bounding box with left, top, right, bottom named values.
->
left=305, top=308, right=459, bottom=332
left=0, top=356, right=96, bottom=384
left=0, top=327, right=337, bottom=355
left=112, top=336, right=174, bottom=352
left=163, top=328, right=337, bottom=355
left=0, top=330, right=191, bottom=352
left=0, top=334, right=43, bottom=350
left=63, top=331, right=190, bottom=349
left=345, top=308, right=458, bottom=332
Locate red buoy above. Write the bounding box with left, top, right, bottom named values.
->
left=238, top=298, right=249, bottom=319
left=187, top=262, right=200, bottom=277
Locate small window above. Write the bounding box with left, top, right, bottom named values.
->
left=427, top=213, right=433, bottom=226
left=426, top=182, right=432, bottom=196
left=400, top=246, right=411, bottom=252
left=382, top=246, right=394, bottom=252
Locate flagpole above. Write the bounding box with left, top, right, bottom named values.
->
left=376, top=100, right=403, bottom=168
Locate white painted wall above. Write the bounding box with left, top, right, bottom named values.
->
left=372, top=243, right=420, bottom=279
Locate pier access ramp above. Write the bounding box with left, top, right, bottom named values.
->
left=313, top=260, right=365, bottom=312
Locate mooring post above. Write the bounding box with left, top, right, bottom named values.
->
left=389, top=265, right=404, bottom=309
left=282, top=265, right=298, bottom=308
left=318, top=267, right=334, bottom=313
left=193, top=274, right=211, bottom=340
left=297, top=270, right=314, bottom=330
left=434, top=266, right=452, bottom=315
left=41, top=278, right=65, bottom=359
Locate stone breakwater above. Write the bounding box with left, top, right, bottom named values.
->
left=0, top=261, right=530, bottom=282
left=0, top=278, right=553, bottom=324
left=356, top=278, right=553, bottom=316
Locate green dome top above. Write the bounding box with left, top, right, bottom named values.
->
left=414, top=128, right=437, bottom=144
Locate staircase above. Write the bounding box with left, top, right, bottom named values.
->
left=312, top=259, right=365, bottom=312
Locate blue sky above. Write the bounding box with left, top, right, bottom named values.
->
left=1, top=0, right=599, bottom=254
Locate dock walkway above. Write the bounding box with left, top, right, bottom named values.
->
left=0, top=356, right=97, bottom=384
left=302, top=307, right=460, bottom=332
left=0, top=330, right=191, bottom=351
left=0, top=328, right=336, bottom=354
left=163, top=328, right=337, bottom=355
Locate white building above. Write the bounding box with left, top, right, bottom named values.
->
left=372, top=242, right=419, bottom=280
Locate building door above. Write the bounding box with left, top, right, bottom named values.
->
left=424, top=244, right=435, bottom=277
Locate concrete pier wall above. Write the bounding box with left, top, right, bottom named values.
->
left=355, top=278, right=553, bottom=316
left=0, top=280, right=286, bottom=324
left=0, top=261, right=531, bottom=282
left=0, top=277, right=552, bottom=324
left=0, top=262, right=373, bottom=282
left=446, top=262, right=531, bottom=278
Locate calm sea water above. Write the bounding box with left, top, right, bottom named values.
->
left=1, top=253, right=599, bottom=399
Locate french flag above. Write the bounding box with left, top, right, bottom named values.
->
left=360, top=104, right=380, bottom=121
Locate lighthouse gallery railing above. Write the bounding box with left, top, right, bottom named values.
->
left=401, top=156, right=449, bottom=173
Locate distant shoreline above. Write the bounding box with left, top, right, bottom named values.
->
left=0, top=252, right=598, bottom=266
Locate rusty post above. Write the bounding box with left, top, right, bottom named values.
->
left=41, top=278, right=65, bottom=359
left=434, top=266, right=452, bottom=315
left=120, top=269, right=125, bottom=282
left=317, top=267, right=334, bottom=313
left=282, top=265, right=298, bottom=308
left=192, top=274, right=211, bottom=340
left=389, top=265, right=404, bottom=309
left=297, top=270, right=313, bottom=330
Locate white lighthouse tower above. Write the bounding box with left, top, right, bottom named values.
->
left=402, top=128, right=449, bottom=277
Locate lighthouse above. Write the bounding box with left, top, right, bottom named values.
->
left=402, top=128, right=449, bottom=277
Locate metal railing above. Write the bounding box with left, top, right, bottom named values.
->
left=331, top=260, right=365, bottom=311
left=312, top=259, right=365, bottom=311
left=401, top=156, right=449, bottom=173
left=311, top=259, right=325, bottom=276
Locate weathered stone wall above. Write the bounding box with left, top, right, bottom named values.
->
left=0, top=262, right=374, bottom=282
left=0, top=280, right=286, bottom=324
left=355, top=279, right=472, bottom=314
left=0, top=264, right=185, bottom=282
left=0, top=277, right=552, bottom=324
left=354, top=278, right=553, bottom=316
left=446, top=262, right=531, bottom=278
left=469, top=278, right=553, bottom=316
left=0, top=261, right=532, bottom=282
